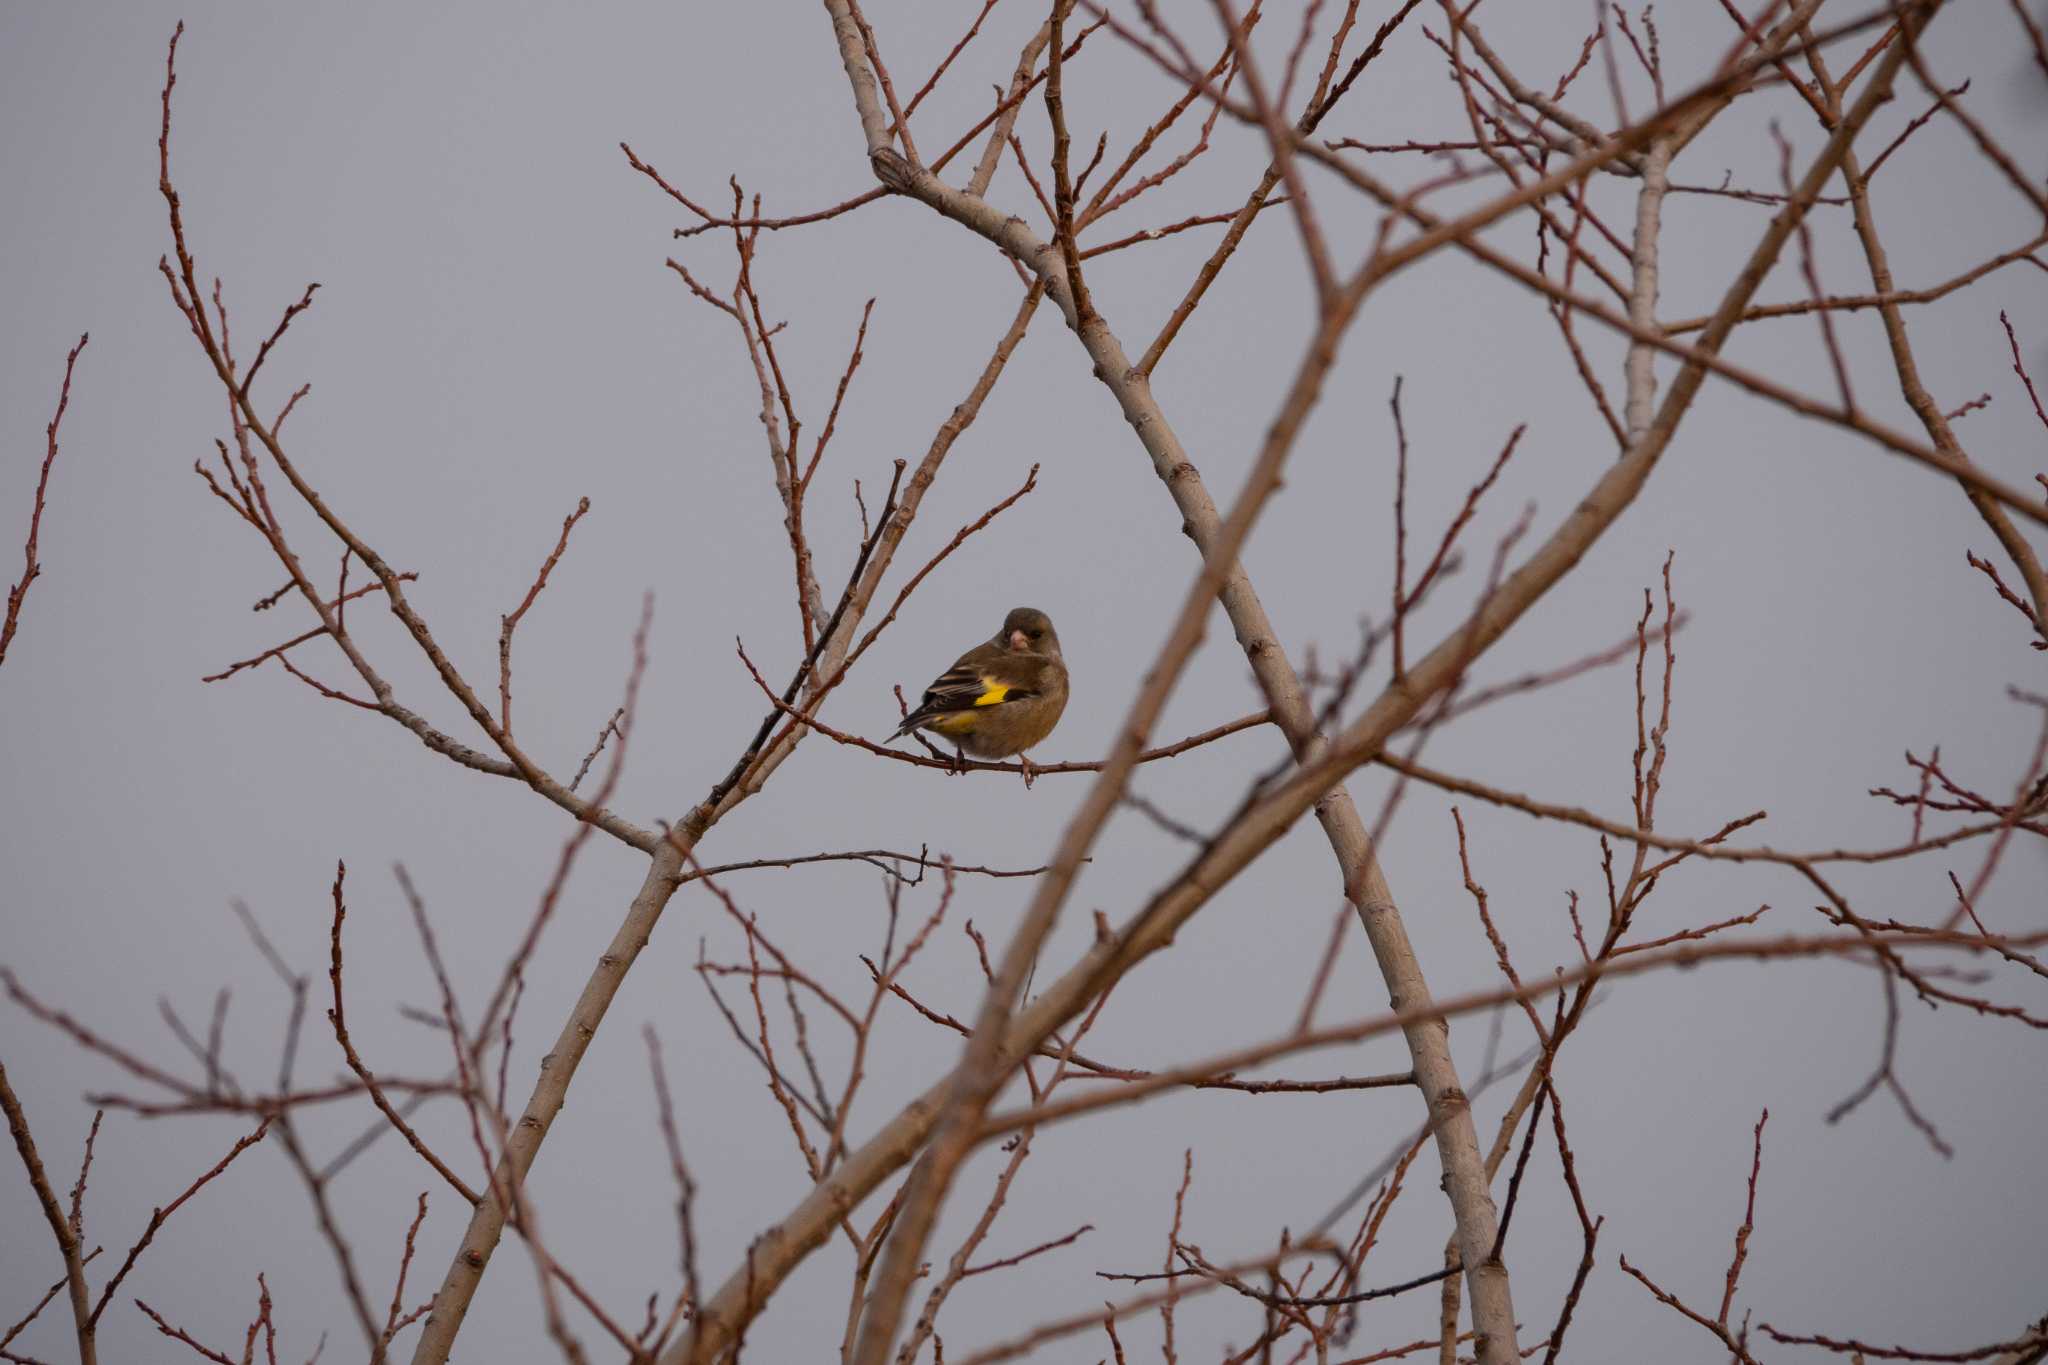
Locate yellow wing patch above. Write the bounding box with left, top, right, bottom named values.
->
left=919, top=678, right=1010, bottom=736
left=924, top=681, right=1008, bottom=735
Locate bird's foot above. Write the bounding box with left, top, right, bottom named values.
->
left=1018, top=754, right=1037, bottom=789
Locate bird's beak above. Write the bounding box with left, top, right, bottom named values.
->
left=1008, top=629, right=1030, bottom=651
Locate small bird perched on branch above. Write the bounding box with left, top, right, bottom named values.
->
left=892, top=606, right=1069, bottom=783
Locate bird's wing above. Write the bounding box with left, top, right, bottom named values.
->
left=894, top=645, right=1044, bottom=735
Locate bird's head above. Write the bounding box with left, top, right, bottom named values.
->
left=1000, top=606, right=1060, bottom=657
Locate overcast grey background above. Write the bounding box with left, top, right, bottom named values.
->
left=3, top=3, right=2045, bottom=1361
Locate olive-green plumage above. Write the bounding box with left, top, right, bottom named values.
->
left=892, top=607, right=1069, bottom=760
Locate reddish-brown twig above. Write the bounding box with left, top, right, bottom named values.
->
left=902, top=0, right=1001, bottom=127
left=1373, top=752, right=2024, bottom=871
left=1078, top=8, right=1242, bottom=227
left=378, top=1192, right=431, bottom=1353
left=977, top=924, right=2048, bottom=1143
left=498, top=497, right=591, bottom=734
left=239, top=283, right=319, bottom=397
left=2003, top=311, right=2048, bottom=440
left=1663, top=233, right=2047, bottom=335
left=196, top=573, right=426, bottom=685
left=1720, top=1111, right=1768, bottom=1326
left=1619, top=1256, right=1760, bottom=1365
left=1, top=332, right=88, bottom=669
left=830, top=463, right=1041, bottom=682
left=328, top=863, right=479, bottom=1206
left=157, top=25, right=651, bottom=851
left=135, top=1298, right=236, bottom=1365
left=1539, top=1082, right=1601, bottom=1365
left=88, top=1119, right=272, bottom=1329
left=1757, top=1320, right=2048, bottom=1361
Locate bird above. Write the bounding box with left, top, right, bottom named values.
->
left=891, top=607, right=1069, bottom=782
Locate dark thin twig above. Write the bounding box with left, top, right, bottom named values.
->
left=88, top=1119, right=272, bottom=1328
left=702, top=464, right=905, bottom=812
left=1, top=333, right=90, bottom=668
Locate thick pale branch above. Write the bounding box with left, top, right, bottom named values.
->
left=829, top=10, right=1530, bottom=1357
left=844, top=168, right=1385, bottom=1365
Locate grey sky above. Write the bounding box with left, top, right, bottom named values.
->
left=3, top=3, right=2045, bottom=1361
